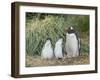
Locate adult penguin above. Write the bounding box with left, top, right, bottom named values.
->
left=65, top=26, right=80, bottom=58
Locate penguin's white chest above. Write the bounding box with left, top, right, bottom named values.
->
left=41, top=40, right=54, bottom=59
left=66, top=33, right=79, bottom=58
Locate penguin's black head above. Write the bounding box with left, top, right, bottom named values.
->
left=67, top=26, right=76, bottom=34
left=46, top=38, right=52, bottom=41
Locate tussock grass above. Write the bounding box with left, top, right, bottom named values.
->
left=26, top=13, right=89, bottom=56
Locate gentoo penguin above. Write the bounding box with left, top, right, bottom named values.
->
left=65, top=26, right=80, bottom=58
left=54, top=38, right=63, bottom=59
left=41, top=38, right=54, bottom=59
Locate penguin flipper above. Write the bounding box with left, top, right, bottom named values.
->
left=78, top=38, right=81, bottom=49
left=78, top=38, right=81, bottom=56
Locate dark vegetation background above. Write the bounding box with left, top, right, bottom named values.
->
left=26, top=12, right=89, bottom=56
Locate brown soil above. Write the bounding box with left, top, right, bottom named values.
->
left=26, top=54, right=89, bottom=67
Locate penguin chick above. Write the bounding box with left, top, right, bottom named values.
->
left=54, top=38, right=63, bottom=59
left=41, top=39, right=54, bottom=59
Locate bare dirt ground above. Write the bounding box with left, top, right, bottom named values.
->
left=26, top=54, right=89, bottom=67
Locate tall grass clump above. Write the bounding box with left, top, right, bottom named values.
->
left=26, top=13, right=89, bottom=56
